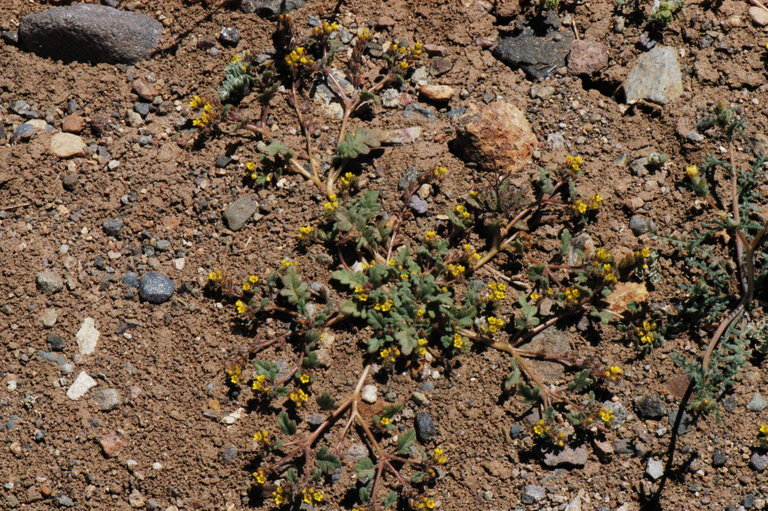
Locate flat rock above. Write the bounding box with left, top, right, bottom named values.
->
left=455, top=101, right=537, bottom=173
left=750, top=452, right=768, bottom=472
left=419, top=84, right=455, bottom=102
left=646, top=458, right=664, bottom=480
left=67, top=371, right=97, bottom=400
left=138, top=271, right=175, bottom=304
left=61, top=114, right=84, bottom=134
left=223, top=195, right=259, bottom=231
left=240, top=0, right=306, bottom=16
left=50, top=133, right=86, bottom=158
left=568, top=39, right=608, bottom=76
left=518, top=328, right=570, bottom=381
left=415, top=412, right=436, bottom=443
left=36, top=269, right=64, bottom=295
left=749, top=6, right=768, bottom=26
left=91, top=388, right=122, bottom=411
left=623, top=46, right=683, bottom=105
left=132, top=78, right=158, bottom=101
left=747, top=392, right=768, bottom=412
left=493, top=28, right=573, bottom=80
left=543, top=445, right=588, bottom=468
left=19, top=4, right=163, bottom=64
left=521, top=485, right=546, bottom=504
left=75, top=317, right=99, bottom=355
left=634, top=395, right=667, bottom=419
left=383, top=127, right=422, bottom=144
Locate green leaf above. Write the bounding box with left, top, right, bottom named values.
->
left=383, top=491, right=398, bottom=509
left=339, top=299, right=360, bottom=316
left=395, top=327, right=418, bottom=355
left=359, top=486, right=371, bottom=503
left=359, top=90, right=380, bottom=106
left=411, top=471, right=427, bottom=484
left=316, top=392, right=336, bottom=410
left=285, top=467, right=299, bottom=485
left=354, top=457, right=376, bottom=483
left=303, top=351, right=320, bottom=369
left=381, top=403, right=403, bottom=417
left=332, top=269, right=367, bottom=288
left=277, top=411, right=297, bottom=435
left=397, top=429, right=416, bottom=455
left=280, top=267, right=309, bottom=307
left=261, top=140, right=293, bottom=158
left=255, top=360, right=279, bottom=380
left=315, top=446, right=341, bottom=474
left=334, top=128, right=385, bottom=161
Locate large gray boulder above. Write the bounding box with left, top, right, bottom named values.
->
left=19, top=4, right=163, bottom=64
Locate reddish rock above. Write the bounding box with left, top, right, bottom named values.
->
left=455, top=101, right=538, bottom=173
left=419, top=84, right=454, bottom=102
left=423, top=43, right=447, bottom=56
left=132, top=78, right=158, bottom=101
left=100, top=432, right=127, bottom=457
left=568, top=39, right=608, bottom=76
left=61, top=114, right=84, bottom=133
left=375, top=15, right=396, bottom=29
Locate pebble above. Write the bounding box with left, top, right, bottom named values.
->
left=403, top=103, right=436, bottom=121
left=102, top=217, right=124, bottom=237
left=408, top=195, right=429, bottom=215
left=381, top=89, right=400, bottom=108
left=415, top=412, right=436, bottom=442
left=646, top=458, right=664, bottom=480
left=634, top=395, right=667, bottom=419
left=521, top=484, right=546, bottom=504
left=629, top=215, right=657, bottom=235
left=9, top=100, right=32, bottom=116
left=419, top=84, right=454, bottom=102
left=493, top=27, right=573, bottom=80
left=568, top=39, right=608, bottom=75
left=61, top=114, right=84, bottom=133
left=223, top=195, right=259, bottom=231
left=543, top=445, right=588, bottom=468
left=19, top=4, right=162, bottom=63
left=57, top=495, right=75, bottom=507
left=134, top=102, right=150, bottom=117
left=92, top=388, right=122, bottom=411
left=67, top=371, right=97, bottom=400
left=47, top=333, right=66, bottom=351
left=383, top=127, right=422, bottom=144
left=37, top=269, right=64, bottom=295
left=138, top=271, right=175, bottom=304
left=346, top=443, right=368, bottom=461
left=220, top=444, right=238, bottom=463
left=749, top=6, right=768, bottom=26
left=411, top=392, right=429, bottom=406
left=749, top=452, right=768, bottom=472
left=429, top=56, right=452, bottom=76
left=39, top=308, right=59, bottom=327
left=361, top=384, right=378, bottom=404
left=746, top=392, right=767, bottom=412
left=219, top=27, right=240, bottom=46
left=122, top=272, right=139, bottom=288
left=712, top=449, right=728, bottom=467
left=75, top=317, right=100, bottom=355
left=307, top=413, right=327, bottom=426
left=132, top=78, right=158, bottom=100
left=128, top=490, right=145, bottom=509
left=240, top=0, right=307, bottom=16
left=50, top=132, right=86, bottom=158
left=623, top=46, right=683, bottom=105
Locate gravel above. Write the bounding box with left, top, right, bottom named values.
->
left=219, top=27, right=240, bottom=46
left=223, top=195, right=259, bottom=231
left=361, top=384, right=377, bottom=404
left=521, top=484, right=546, bottom=504
left=634, top=395, right=668, bottom=419
left=749, top=452, right=768, bottom=472
left=646, top=458, right=664, bottom=480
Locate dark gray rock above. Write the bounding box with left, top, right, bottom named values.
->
left=712, top=449, right=727, bottom=467
left=415, top=412, right=436, bottom=443
left=634, top=395, right=667, bottom=419
left=613, top=438, right=634, bottom=454
left=9, top=100, right=32, bottom=116
left=1, top=30, right=18, bottom=45
left=19, top=5, right=163, bottom=64
left=240, top=0, right=306, bottom=16
left=750, top=452, right=768, bottom=472
left=667, top=410, right=693, bottom=435
left=137, top=135, right=153, bottom=146
left=429, top=56, right=452, bottom=76
left=138, top=271, right=175, bottom=304
left=37, top=270, right=64, bottom=295
left=91, top=388, right=122, bottom=411
left=403, top=103, right=436, bottom=122
left=509, top=424, right=524, bottom=439
left=215, top=154, right=232, bottom=168
left=122, top=272, right=139, bottom=288
left=134, top=102, right=151, bottom=117
left=521, top=484, right=546, bottom=504
left=223, top=196, right=259, bottom=231
left=629, top=215, right=657, bottom=236
left=408, top=195, right=429, bottom=215
left=47, top=333, right=66, bottom=352
left=492, top=28, right=573, bottom=80
left=221, top=443, right=238, bottom=462
left=102, top=218, right=124, bottom=237
left=219, top=27, right=240, bottom=46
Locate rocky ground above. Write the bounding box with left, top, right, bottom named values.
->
left=1, top=0, right=768, bottom=510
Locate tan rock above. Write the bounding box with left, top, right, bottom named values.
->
left=455, top=101, right=537, bottom=173
left=50, top=133, right=86, bottom=158
left=132, top=77, right=158, bottom=100
left=61, top=114, right=84, bottom=133
left=749, top=6, right=768, bottom=26
left=419, top=84, right=454, bottom=102
left=100, top=432, right=127, bottom=457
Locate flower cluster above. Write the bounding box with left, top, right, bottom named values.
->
left=485, top=316, right=504, bottom=334
left=603, top=365, right=623, bottom=381
left=759, top=424, right=768, bottom=446
left=598, top=407, right=614, bottom=424
left=446, top=263, right=465, bottom=278
left=424, top=230, right=439, bottom=243
left=454, top=204, right=470, bottom=219
left=354, top=285, right=368, bottom=302
left=572, top=194, right=603, bottom=214
left=462, top=243, right=481, bottom=263
left=380, top=346, right=401, bottom=364
left=208, top=269, right=224, bottom=283
left=285, top=46, right=314, bottom=68
left=432, top=448, right=447, bottom=465
left=374, top=299, right=394, bottom=312
left=313, top=21, right=338, bottom=35
left=272, top=485, right=288, bottom=506
left=532, top=418, right=567, bottom=447
left=452, top=333, right=467, bottom=350
left=487, top=282, right=507, bottom=302
left=297, top=225, right=315, bottom=242
left=635, top=320, right=657, bottom=345
left=565, top=155, right=583, bottom=173
left=289, top=388, right=309, bottom=406
left=189, top=95, right=218, bottom=128
left=252, top=429, right=270, bottom=446
left=227, top=365, right=242, bottom=384
left=324, top=193, right=340, bottom=213
left=252, top=468, right=267, bottom=485
left=339, top=172, right=355, bottom=191
left=301, top=488, right=324, bottom=504
left=242, top=275, right=259, bottom=292
left=235, top=299, right=248, bottom=314
left=414, top=496, right=436, bottom=509
left=251, top=374, right=271, bottom=392
left=564, top=287, right=581, bottom=306
left=433, top=165, right=448, bottom=179
left=390, top=41, right=423, bottom=71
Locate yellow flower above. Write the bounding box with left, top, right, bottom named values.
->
left=416, top=308, right=425, bottom=318
left=637, top=247, right=652, bottom=259
left=227, top=365, right=242, bottom=384
left=760, top=424, right=768, bottom=435
left=573, top=199, right=588, bottom=214
left=487, top=282, right=507, bottom=302
left=242, top=281, right=253, bottom=292
left=452, top=333, right=465, bottom=349
left=400, top=273, right=409, bottom=281
left=599, top=408, right=614, bottom=423
left=533, top=423, right=544, bottom=435
left=454, top=204, right=470, bottom=219
left=379, top=416, right=391, bottom=426
left=685, top=164, right=699, bottom=179
left=245, top=161, right=256, bottom=172
left=208, top=269, right=224, bottom=283
left=251, top=374, right=271, bottom=392
left=357, top=27, right=372, bottom=41
left=565, top=155, right=583, bottom=172
left=374, top=300, right=394, bottom=312
left=469, top=190, right=479, bottom=198
left=301, top=488, right=324, bottom=504
left=252, top=468, right=267, bottom=485
left=298, top=225, right=315, bottom=241
left=635, top=320, right=657, bottom=344
left=299, top=373, right=311, bottom=384
left=432, top=448, right=447, bottom=465
left=595, top=248, right=611, bottom=262
left=323, top=193, right=339, bottom=212
left=253, top=429, right=270, bottom=445
left=424, top=231, right=438, bottom=243
left=446, top=264, right=465, bottom=277
left=564, top=287, right=581, bottom=304
left=588, top=194, right=603, bottom=210
left=433, top=165, right=448, bottom=178
left=416, top=497, right=436, bottom=509
left=289, top=388, right=309, bottom=406
left=358, top=293, right=368, bottom=302
left=285, top=46, right=314, bottom=68
left=189, top=95, right=205, bottom=108
left=603, top=365, right=623, bottom=381
left=235, top=300, right=248, bottom=314
left=280, top=259, right=296, bottom=268
left=192, top=111, right=212, bottom=128
left=272, top=485, right=287, bottom=506
left=339, top=172, right=355, bottom=190
left=399, top=60, right=410, bottom=70
left=529, top=292, right=541, bottom=302
left=486, top=316, right=504, bottom=333
left=248, top=275, right=259, bottom=284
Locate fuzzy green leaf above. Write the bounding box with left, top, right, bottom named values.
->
left=316, top=392, right=336, bottom=410
left=277, top=411, right=297, bottom=435
left=335, top=128, right=384, bottom=161
left=315, top=446, right=341, bottom=474
left=280, top=267, right=309, bottom=307
left=397, top=429, right=416, bottom=454
left=354, top=457, right=376, bottom=483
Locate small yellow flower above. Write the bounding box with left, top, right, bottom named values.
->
left=454, top=204, right=470, bottom=219
left=251, top=374, right=271, bottom=392
left=285, top=46, right=314, bottom=68
left=208, top=269, right=224, bottom=283
left=424, top=230, right=438, bottom=243
left=358, top=293, right=368, bottom=302
left=487, top=282, right=507, bottom=302
left=252, top=468, right=267, bottom=485
left=685, top=164, right=699, bottom=179
left=252, top=429, right=270, bottom=445
left=280, top=259, right=296, bottom=268
left=452, top=333, right=465, bottom=349
left=203, top=102, right=214, bottom=113
left=357, top=27, right=372, bottom=41
left=415, top=496, right=436, bottom=509
left=235, top=300, right=248, bottom=314
left=603, top=365, right=623, bottom=381
left=298, top=225, right=315, bottom=241
left=339, top=172, right=355, bottom=190
left=399, top=60, right=410, bottom=70
left=227, top=365, right=242, bottom=384
left=565, top=155, right=583, bottom=172
left=289, top=388, right=309, bottom=406
left=432, top=448, right=447, bottom=465
left=323, top=193, right=339, bottom=213
left=446, top=263, right=465, bottom=277
left=595, top=248, right=612, bottom=262
left=245, top=161, right=256, bottom=172
left=354, top=285, right=365, bottom=294
left=564, top=287, right=581, bottom=304
left=189, top=95, right=205, bottom=108
left=529, top=292, right=541, bottom=302
left=573, top=199, right=588, bottom=214
left=637, top=247, right=652, bottom=259
left=760, top=424, right=768, bottom=435
left=599, top=408, right=614, bottom=423
left=272, top=485, right=287, bottom=506
left=469, top=190, right=479, bottom=198
left=588, top=194, right=603, bottom=210
left=416, top=308, right=425, bottom=318
left=299, top=373, right=311, bottom=384
left=374, top=300, right=394, bottom=312
left=301, top=488, right=324, bottom=504
left=486, top=316, right=504, bottom=334
left=433, top=165, right=448, bottom=178
left=379, top=416, right=391, bottom=426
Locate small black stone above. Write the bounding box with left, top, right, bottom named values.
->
left=414, top=412, right=436, bottom=443
left=219, top=27, right=241, bottom=46
left=102, top=217, right=124, bottom=237
left=138, top=271, right=175, bottom=304
left=712, top=449, right=727, bottom=467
